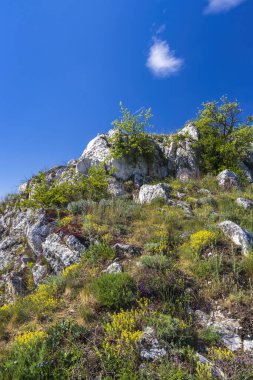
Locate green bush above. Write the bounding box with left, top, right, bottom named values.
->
left=91, top=273, right=137, bottom=309
left=109, top=102, right=155, bottom=162
left=19, top=164, right=109, bottom=209
left=193, top=96, right=253, bottom=175
left=140, top=254, right=171, bottom=270
left=67, top=199, right=96, bottom=215
left=0, top=320, right=88, bottom=380
left=199, top=327, right=221, bottom=346
left=149, top=314, right=192, bottom=347
left=84, top=243, right=115, bottom=267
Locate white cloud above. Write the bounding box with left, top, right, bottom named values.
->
left=205, top=0, right=246, bottom=14
left=146, top=39, right=183, bottom=78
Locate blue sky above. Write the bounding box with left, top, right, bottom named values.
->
left=0, top=0, right=252, bottom=197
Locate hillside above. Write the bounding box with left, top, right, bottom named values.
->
left=0, top=100, right=253, bottom=379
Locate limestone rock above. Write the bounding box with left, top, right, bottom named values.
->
left=113, top=243, right=142, bottom=258
left=139, top=327, right=167, bottom=361
left=108, top=178, right=126, bottom=197
left=218, top=220, right=253, bottom=255
left=138, top=184, right=170, bottom=204
left=32, top=264, right=48, bottom=286
left=42, top=234, right=85, bottom=273
left=236, top=197, right=253, bottom=210
left=105, top=262, right=122, bottom=274
left=217, top=170, right=240, bottom=189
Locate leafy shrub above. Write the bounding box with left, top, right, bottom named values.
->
left=109, top=102, right=155, bottom=162
left=140, top=254, right=171, bottom=271
left=199, top=327, right=221, bottom=346
left=0, top=330, right=47, bottom=379
left=19, top=164, right=109, bottom=209
left=58, top=215, right=73, bottom=227
left=193, top=96, right=253, bottom=175
left=91, top=273, right=137, bottom=309
left=99, top=300, right=150, bottom=375
left=139, top=361, right=195, bottom=380
left=149, top=314, right=192, bottom=347
left=84, top=243, right=115, bottom=267
left=67, top=199, right=96, bottom=215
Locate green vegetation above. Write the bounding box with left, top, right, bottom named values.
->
left=19, top=163, right=109, bottom=209
left=91, top=273, right=137, bottom=309
left=193, top=96, right=253, bottom=175
left=109, top=102, right=155, bottom=162
left=1, top=98, right=253, bottom=379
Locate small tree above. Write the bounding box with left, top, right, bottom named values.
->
left=109, top=102, right=155, bottom=162
left=194, top=96, right=253, bottom=175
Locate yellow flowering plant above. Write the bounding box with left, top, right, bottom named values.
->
left=190, top=230, right=217, bottom=253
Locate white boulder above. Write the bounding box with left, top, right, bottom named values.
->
left=138, top=184, right=170, bottom=204
left=217, top=170, right=240, bottom=189
left=218, top=220, right=253, bottom=255
left=236, top=197, right=253, bottom=210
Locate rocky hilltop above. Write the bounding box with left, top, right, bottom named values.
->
left=1, top=102, right=253, bottom=378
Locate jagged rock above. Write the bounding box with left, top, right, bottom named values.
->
left=139, top=327, right=167, bottom=361
left=236, top=197, right=253, bottom=210
left=105, top=262, right=122, bottom=274
left=218, top=220, right=253, bottom=255
left=217, top=170, right=240, bottom=189
left=32, top=264, right=48, bottom=286
left=108, top=178, right=126, bottom=197
left=138, top=184, right=170, bottom=204
left=113, top=243, right=142, bottom=258
left=42, top=234, right=85, bottom=273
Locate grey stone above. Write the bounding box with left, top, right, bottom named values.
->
left=113, top=243, right=142, bottom=258
left=217, top=170, right=240, bottom=189
left=105, top=262, right=122, bottom=274
left=42, top=234, right=85, bottom=274
left=236, top=197, right=253, bottom=210
left=218, top=220, right=253, bottom=255
left=32, top=264, right=48, bottom=286
left=108, top=178, right=126, bottom=197
left=139, top=327, right=167, bottom=361
left=138, top=184, right=170, bottom=204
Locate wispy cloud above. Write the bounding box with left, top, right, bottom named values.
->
left=205, top=0, right=246, bottom=14
left=146, top=39, right=183, bottom=78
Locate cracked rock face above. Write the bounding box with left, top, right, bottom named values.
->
left=42, top=234, right=86, bottom=274
left=218, top=220, right=253, bottom=255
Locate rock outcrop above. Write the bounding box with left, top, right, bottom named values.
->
left=76, top=124, right=200, bottom=184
